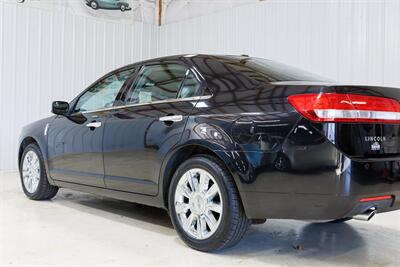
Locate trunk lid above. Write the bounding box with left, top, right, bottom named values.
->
left=285, top=84, right=400, bottom=159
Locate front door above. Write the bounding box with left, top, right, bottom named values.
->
left=47, top=67, right=135, bottom=187
left=103, top=63, right=203, bottom=195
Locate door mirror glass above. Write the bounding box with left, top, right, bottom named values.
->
left=52, top=101, right=70, bottom=116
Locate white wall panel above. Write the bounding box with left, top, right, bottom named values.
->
left=0, top=2, right=158, bottom=170
left=159, top=0, right=400, bottom=87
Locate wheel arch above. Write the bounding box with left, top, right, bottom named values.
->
left=117, top=2, right=128, bottom=8
left=18, top=136, right=39, bottom=169
left=159, top=142, right=245, bottom=209
left=18, top=135, right=55, bottom=185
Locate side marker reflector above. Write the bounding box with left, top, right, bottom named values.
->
left=360, top=195, right=393, bottom=202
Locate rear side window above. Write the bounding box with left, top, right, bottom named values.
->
left=126, top=64, right=188, bottom=104
left=178, top=72, right=201, bottom=99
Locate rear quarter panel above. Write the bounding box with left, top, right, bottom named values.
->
left=183, top=84, right=342, bottom=194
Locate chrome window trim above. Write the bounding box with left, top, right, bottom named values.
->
left=79, top=95, right=213, bottom=115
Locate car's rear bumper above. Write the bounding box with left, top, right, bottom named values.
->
left=234, top=149, right=400, bottom=220
left=240, top=190, right=400, bottom=220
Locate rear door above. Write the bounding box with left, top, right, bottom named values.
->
left=103, top=63, right=203, bottom=195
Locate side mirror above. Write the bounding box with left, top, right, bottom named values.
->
left=52, top=101, right=70, bottom=116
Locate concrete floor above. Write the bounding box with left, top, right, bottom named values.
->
left=1, top=171, right=399, bottom=267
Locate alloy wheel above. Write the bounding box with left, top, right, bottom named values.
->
left=174, top=168, right=223, bottom=240
left=22, top=151, right=41, bottom=194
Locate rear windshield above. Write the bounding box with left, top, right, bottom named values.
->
left=225, top=57, right=329, bottom=83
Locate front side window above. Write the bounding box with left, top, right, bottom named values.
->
left=125, top=64, right=188, bottom=105
left=74, top=68, right=134, bottom=113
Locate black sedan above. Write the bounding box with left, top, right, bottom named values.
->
left=18, top=55, right=400, bottom=251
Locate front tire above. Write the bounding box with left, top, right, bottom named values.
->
left=168, top=155, right=249, bottom=251
left=20, top=144, right=58, bottom=200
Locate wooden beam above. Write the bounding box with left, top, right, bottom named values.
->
left=158, top=0, right=162, bottom=26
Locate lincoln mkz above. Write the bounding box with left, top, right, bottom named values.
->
left=18, top=55, right=400, bottom=251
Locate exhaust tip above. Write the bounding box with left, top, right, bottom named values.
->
left=353, top=208, right=377, bottom=221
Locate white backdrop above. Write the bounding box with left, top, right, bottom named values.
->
left=0, top=2, right=158, bottom=170
left=1, top=0, right=400, bottom=170
left=159, top=0, right=400, bottom=87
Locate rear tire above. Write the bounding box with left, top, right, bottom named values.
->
left=19, top=144, right=58, bottom=200
left=120, top=4, right=127, bottom=12
left=168, top=155, right=249, bottom=252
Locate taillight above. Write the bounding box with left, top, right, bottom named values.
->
left=288, top=93, right=400, bottom=123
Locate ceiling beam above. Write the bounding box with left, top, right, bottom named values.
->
left=158, top=0, right=162, bottom=26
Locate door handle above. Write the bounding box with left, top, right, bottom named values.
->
left=86, top=121, right=102, bottom=128
left=159, top=115, right=183, bottom=123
